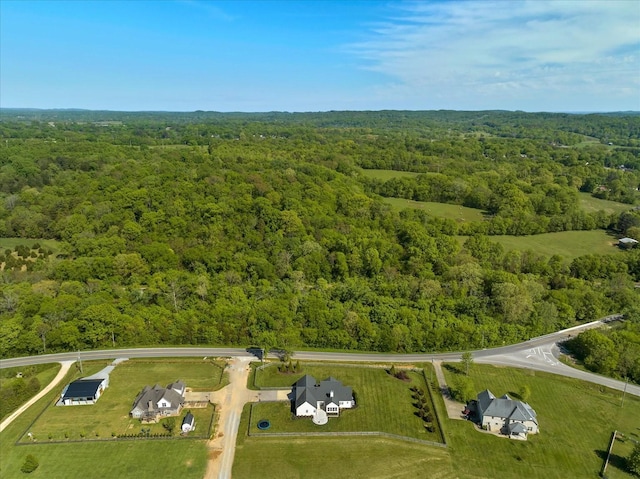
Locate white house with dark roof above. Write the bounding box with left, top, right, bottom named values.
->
left=293, top=375, right=355, bottom=417
left=130, top=381, right=186, bottom=421
left=59, top=377, right=108, bottom=405
left=476, top=389, right=538, bottom=440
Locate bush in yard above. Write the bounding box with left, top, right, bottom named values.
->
left=629, top=443, right=640, bottom=476
left=450, top=375, right=476, bottom=403
left=163, top=417, right=176, bottom=434
left=21, top=455, right=39, bottom=473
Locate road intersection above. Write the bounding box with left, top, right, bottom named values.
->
left=1, top=316, right=638, bottom=479
left=1, top=317, right=637, bottom=397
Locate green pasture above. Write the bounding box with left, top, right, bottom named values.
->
left=578, top=192, right=633, bottom=215
left=383, top=197, right=486, bottom=222
left=0, top=364, right=207, bottom=479
left=441, top=363, right=640, bottom=479
left=0, top=238, right=62, bottom=254
left=22, top=359, right=222, bottom=442
left=459, top=229, right=622, bottom=260
left=608, top=434, right=640, bottom=479
left=251, top=363, right=442, bottom=442
left=359, top=169, right=420, bottom=180
left=233, top=433, right=456, bottom=479
left=569, top=137, right=611, bottom=149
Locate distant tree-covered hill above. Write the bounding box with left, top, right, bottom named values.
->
left=1, top=110, right=639, bottom=359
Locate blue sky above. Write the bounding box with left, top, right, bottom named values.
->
left=1, top=0, right=639, bottom=112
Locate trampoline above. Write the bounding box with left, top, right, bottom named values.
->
left=257, top=419, right=271, bottom=430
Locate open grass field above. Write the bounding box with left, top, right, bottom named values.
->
left=441, top=363, right=640, bottom=479
left=0, top=364, right=207, bottom=479
left=0, top=238, right=62, bottom=253
left=608, top=434, right=640, bottom=479
left=233, top=433, right=456, bottom=479
left=22, top=359, right=223, bottom=442
left=459, top=229, right=622, bottom=260
left=252, top=363, right=442, bottom=442
left=359, top=168, right=421, bottom=180
left=578, top=192, right=633, bottom=215
left=383, top=197, right=486, bottom=222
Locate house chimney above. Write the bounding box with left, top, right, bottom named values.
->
left=330, top=390, right=334, bottom=398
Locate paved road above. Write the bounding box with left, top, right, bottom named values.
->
left=1, top=317, right=637, bottom=398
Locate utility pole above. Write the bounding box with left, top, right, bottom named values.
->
left=77, top=350, right=84, bottom=374
left=621, top=377, right=628, bottom=408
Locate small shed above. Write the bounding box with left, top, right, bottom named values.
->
left=181, top=412, right=195, bottom=433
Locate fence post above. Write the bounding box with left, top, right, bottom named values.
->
left=601, top=430, right=617, bottom=478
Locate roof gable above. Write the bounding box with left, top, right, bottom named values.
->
left=132, top=383, right=185, bottom=412
left=477, top=390, right=537, bottom=424
left=508, top=422, right=527, bottom=434
left=293, top=375, right=353, bottom=409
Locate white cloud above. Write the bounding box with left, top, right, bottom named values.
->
left=348, top=0, right=640, bottom=110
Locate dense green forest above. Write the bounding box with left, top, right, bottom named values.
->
left=565, top=321, right=640, bottom=384
left=1, top=109, right=640, bottom=367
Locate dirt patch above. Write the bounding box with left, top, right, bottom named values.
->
left=208, top=450, right=222, bottom=460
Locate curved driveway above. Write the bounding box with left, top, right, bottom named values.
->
left=1, top=318, right=638, bottom=397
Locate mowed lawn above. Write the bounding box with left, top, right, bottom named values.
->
left=459, top=229, right=622, bottom=260
left=24, top=359, right=223, bottom=441
left=0, top=365, right=207, bottom=479
left=441, top=364, right=640, bottom=479
left=359, top=168, right=420, bottom=180
left=233, top=433, right=457, bottom=479
left=251, top=363, right=443, bottom=442
left=578, top=192, right=633, bottom=215
left=383, top=197, right=486, bottom=222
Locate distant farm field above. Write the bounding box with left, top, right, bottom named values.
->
left=0, top=238, right=62, bottom=253
left=383, top=197, right=486, bottom=222
left=578, top=192, right=633, bottom=215
left=459, top=229, right=621, bottom=259
left=359, top=169, right=420, bottom=180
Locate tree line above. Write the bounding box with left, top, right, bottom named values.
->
left=1, top=111, right=639, bottom=359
